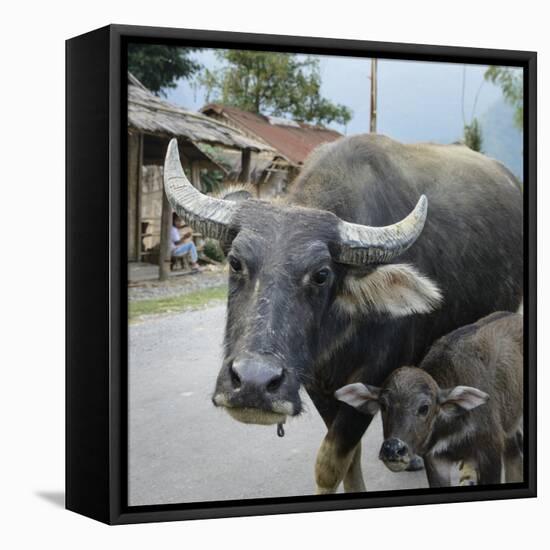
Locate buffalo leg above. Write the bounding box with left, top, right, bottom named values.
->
left=504, top=434, right=523, bottom=483
left=308, top=389, right=366, bottom=492
left=315, top=405, right=372, bottom=494
left=424, top=455, right=452, bottom=487
left=307, top=389, right=339, bottom=429
left=343, top=444, right=366, bottom=493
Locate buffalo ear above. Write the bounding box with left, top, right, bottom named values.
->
left=336, top=264, right=443, bottom=318
left=439, top=385, right=489, bottom=416
left=335, top=383, right=380, bottom=415
left=214, top=184, right=254, bottom=202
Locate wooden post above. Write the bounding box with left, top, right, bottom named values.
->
left=158, top=188, right=172, bottom=281
left=239, top=148, right=252, bottom=183
left=191, top=161, right=201, bottom=191
left=136, top=133, right=144, bottom=258
left=370, top=58, right=378, bottom=133
left=127, top=132, right=142, bottom=261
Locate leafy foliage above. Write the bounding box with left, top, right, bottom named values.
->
left=484, top=66, right=523, bottom=129
left=199, top=170, right=224, bottom=195
left=201, top=50, right=352, bottom=126
left=463, top=118, right=483, bottom=152
left=203, top=239, right=226, bottom=263
left=128, top=44, right=201, bottom=96
left=480, top=98, right=523, bottom=180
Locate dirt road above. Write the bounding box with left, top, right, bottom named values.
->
left=129, top=305, right=427, bottom=506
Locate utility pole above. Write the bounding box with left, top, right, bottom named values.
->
left=370, top=58, right=378, bottom=133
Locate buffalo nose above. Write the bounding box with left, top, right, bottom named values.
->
left=381, top=438, right=408, bottom=461
left=229, top=356, right=285, bottom=393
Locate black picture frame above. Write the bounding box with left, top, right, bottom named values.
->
left=66, top=24, right=537, bottom=525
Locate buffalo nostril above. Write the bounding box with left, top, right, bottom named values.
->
left=228, top=362, right=241, bottom=389
left=266, top=371, right=285, bottom=393
left=382, top=438, right=408, bottom=459
left=231, top=356, right=284, bottom=393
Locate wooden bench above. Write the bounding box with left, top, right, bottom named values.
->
left=170, top=251, right=192, bottom=271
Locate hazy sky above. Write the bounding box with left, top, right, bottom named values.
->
left=162, top=49, right=522, bottom=177
left=165, top=49, right=507, bottom=144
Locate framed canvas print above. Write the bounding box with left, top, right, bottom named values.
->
left=66, top=24, right=536, bottom=524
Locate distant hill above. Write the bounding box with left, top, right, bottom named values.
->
left=479, top=98, right=523, bottom=180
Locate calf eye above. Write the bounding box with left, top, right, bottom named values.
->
left=229, top=256, right=243, bottom=273
left=312, top=268, right=331, bottom=286
left=417, top=404, right=429, bottom=416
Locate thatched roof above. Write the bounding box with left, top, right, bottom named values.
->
left=128, top=73, right=273, bottom=153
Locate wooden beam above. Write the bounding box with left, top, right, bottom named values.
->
left=239, top=148, right=252, bottom=183
left=127, top=132, right=141, bottom=262
left=190, top=161, right=201, bottom=191
left=136, top=133, right=144, bottom=258
left=158, top=189, right=172, bottom=281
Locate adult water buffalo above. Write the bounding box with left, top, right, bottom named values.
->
left=163, top=134, right=523, bottom=494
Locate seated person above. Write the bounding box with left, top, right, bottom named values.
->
left=171, top=213, right=200, bottom=271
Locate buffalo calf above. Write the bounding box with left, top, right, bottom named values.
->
left=335, top=311, right=524, bottom=487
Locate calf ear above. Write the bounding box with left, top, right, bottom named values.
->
left=336, top=264, right=443, bottom=318
left=439, top=386, right=489, bottom=416
left=335, top=383, right=380, bottom=415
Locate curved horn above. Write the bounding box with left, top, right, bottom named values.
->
left=163, top=138, right=237, bottom=240
left=336, top=195, right=429, bottom=265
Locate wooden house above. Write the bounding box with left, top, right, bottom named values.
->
left=200, top=104, right=343, bottom=197
left=127, top=74, right=273, bottom=275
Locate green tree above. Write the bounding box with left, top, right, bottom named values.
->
left=463, top=117, right=483, bottom=152
left=484, top=66, right=523, bottom=129
left=201, top=50, right=352, bottom=126
left=128, top=44, right=201, bottom=96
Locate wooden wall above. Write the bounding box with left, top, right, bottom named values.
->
left=127, top=131, right=143, bottom=262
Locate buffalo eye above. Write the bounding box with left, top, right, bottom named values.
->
left=311, top=267, right=331, bottom=286
left=417, top=404, right=429, bottom=416
left=229, top=256, right=243, bottom=273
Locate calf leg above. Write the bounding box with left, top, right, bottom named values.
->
left=504, top=434, right=523, bottom=483
left=458, top=459, right=478, bottom=486
left=315, top=405, right=372, bottom=494
left=424, top=455, right=452, bottom=487
left=477, top=449, right=503, bottom=485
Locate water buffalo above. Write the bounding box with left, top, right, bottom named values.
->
left=163, top=134, right=523, bottom=494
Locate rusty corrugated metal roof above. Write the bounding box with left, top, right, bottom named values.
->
left=201, top=104, right=343, bottom=166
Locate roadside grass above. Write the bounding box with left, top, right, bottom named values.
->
left=129, top=285, right=227, bottom=322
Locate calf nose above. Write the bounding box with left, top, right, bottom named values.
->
left=229, top=356, right=285, bottom=393
left=381, top=438, right=409, bottom=461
